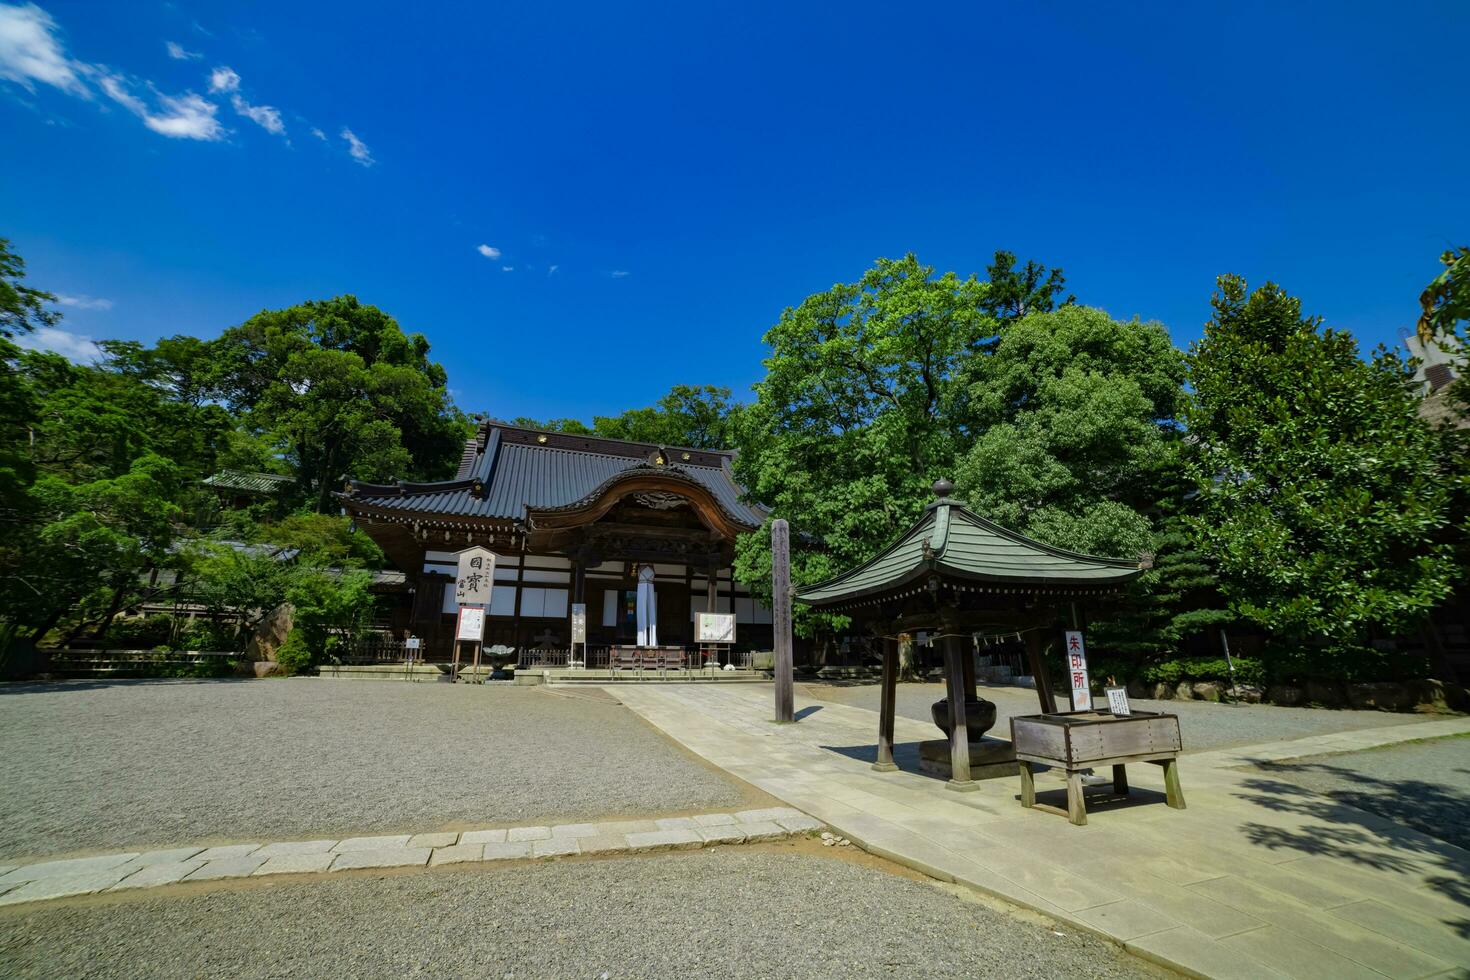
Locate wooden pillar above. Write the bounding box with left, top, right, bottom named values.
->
left=706, top=561, right=718, bottom=614
left=960, top=634, right=977, bottom=700
left=772, top=519, right=795, bottom=723
left=944, top=634, right=977, bottom=791
left=873, top=636, right=898, bottom=771
left=1024, top=627, right=1055, bottom=714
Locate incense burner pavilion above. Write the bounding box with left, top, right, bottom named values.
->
left=340, top=422, right=774, bottom=663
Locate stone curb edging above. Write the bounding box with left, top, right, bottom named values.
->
left=0, top=808, right=825, bottom=908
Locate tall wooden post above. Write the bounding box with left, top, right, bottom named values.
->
left=874, top=636, right=898, bottom=771
left=772, top=519, right=795, bottom=723
left=1024, top=628, right=1055, bottom=714
left=944, top=634, right=977, bottom=791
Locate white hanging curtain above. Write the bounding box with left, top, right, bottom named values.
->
left=636, top=564, right=657, bottom=647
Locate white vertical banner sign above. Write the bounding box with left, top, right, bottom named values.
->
left=570, top=603, right=587, bottom=644
left=455, top=547, right=496, bottom=606
left=1064, top=630, right=1092, bottom=711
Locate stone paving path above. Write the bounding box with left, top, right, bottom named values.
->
left=0, top=807, right=822, bottom=908
left=611, top=683, right=1470, bottom=980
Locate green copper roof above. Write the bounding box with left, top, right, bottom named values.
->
left=795, top=481, right=1144, bottom=607
left=202, top=470, right=294, bottom=495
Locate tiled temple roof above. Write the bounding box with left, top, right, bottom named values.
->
left=341, top=423, right=765, bottom=529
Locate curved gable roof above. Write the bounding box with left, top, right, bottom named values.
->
left=796, top=485, right=1144, bottom=607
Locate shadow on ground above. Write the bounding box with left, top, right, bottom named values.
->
left=1234, top=758, right=1470, bottom=937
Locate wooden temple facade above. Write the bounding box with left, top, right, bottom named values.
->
left=339, top=423, right=773, bottom=662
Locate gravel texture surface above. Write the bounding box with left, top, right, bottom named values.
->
left=1246, top=734, right=1470, bottom=851
left=803, top=681, right=1434, bottom=752
left=0, top=849, right=1157, bottom=979
left=0, top=680, right=750, bottom=859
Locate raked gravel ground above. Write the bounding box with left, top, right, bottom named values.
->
left=802, top=680, right=1435, bottom=752
left=0, top=849, right=1159, bottom=979
left=0, top=679, right=750, bottom=859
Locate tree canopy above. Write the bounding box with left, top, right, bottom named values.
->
left=1186, top=275, right=1460, bottom=652
left=208, top=296, right=469, bottom=511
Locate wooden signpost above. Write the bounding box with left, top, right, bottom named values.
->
left=772, top=518, right=794, bottom=723
left=569, top=602, right=587, bottom=668
left=696, top=611, right=735, bottom=674
left=453, top=546, right=494, bottom=682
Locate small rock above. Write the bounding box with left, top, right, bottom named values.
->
left=1266, top=684, right=1304, bottom=706
left=1152, top=682, right=1174, bottom=701
left=1174, top=681, right=1194, bottom=701
left=1191, top=681, right=1222, bottom=703
left=1225, top=685, right=1263, bottom=704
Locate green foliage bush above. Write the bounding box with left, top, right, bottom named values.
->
left=168, top=618, right=238, bottom=652
left=275, top=629, right=312, bottom=675
left=102, top=615, right=174, bottom=649
left=1140, top=656, right=1264, bottom=687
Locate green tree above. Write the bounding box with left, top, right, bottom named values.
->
left=1186, top=275, right=1459, bottom=655
left=732, top=254, right=993, bottom=632
left=978, top=249, right=1074, bottom=326
left=2, top=453, right=183, bottom=645
left=0, top=236, right=57, bottom=339
left=950, top=304, right=1226, bottom=659
left=209, top=296, right=468, bottom=512
left=515, top=384, right=742, bottom=450
left=592, top=384, right=739, bottom=449
left=954, top=305, right=1181, bottom=559
left=1418, top=246, right=1470, bottom=348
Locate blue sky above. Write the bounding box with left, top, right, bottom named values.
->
left=3, top=1, right=1466, bottom=422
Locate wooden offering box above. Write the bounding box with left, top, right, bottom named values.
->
left=1009, top=710, right=1185, bottom=825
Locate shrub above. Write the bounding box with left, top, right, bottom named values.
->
left=103, top=615, right=174, bottom=649
left=168, top=618, right=238, bottom=652
left=275, top=629, right=312, bottom=675
left=1140, top=656, right=1265, bottom=687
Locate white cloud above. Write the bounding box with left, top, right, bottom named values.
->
left=340, top=126, right=372, bottom=166
left=501, top=265, right=513, bottom=272
left=309, top=126, right=325, bottom=140
left=56, top=293, right=113, bottom=311
left=547, top=264, right=559, bottom=277
left=0, top=2, right=88, bottom=95
left=165, top=40, right=200, bottom=61
left=207, top=65, right=238, bottom=93
left=231, top=93, right=282, bottom=135
left=610, top=270, right=629, bottom=278
left=16, top=326, right=102, bottom=362
left=99, top=72, right=223, bottom=140
left=476, top=244, right=500, bottom=260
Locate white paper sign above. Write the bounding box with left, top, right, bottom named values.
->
left=456, top=606, right=485, bottom=642
left=1064, top=629, right=1092, bottom=711
left=1105, top=686, right=1130, bottom=716
left=570, top=603, right=587, bottom=644
left=405, top=637, right=421, bottom=650
left=455, top=547, right=496, bottom=606
left=696, top=612, right=736, bottom=644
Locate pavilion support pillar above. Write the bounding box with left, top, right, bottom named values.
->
left=943, top=634, right=978, bottom=791
left=1024, top=628, right=1056, bottom=715
left=873, top=636, right=898, bottom=772
left=960, top=634, right=977, bottom=700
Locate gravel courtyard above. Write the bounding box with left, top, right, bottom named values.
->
left=803, top=681, right=1436, bottom=752
left=0, top=848, right=1161, bottom=980
left=0, top=680, right=752, bottom=859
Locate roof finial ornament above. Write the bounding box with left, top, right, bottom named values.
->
left=932, top=478, right=954, bottom=500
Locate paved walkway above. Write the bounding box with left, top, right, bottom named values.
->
left=0, top=807, right=822, bottom=907
left=611, top=683, right=1470, bottom=980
